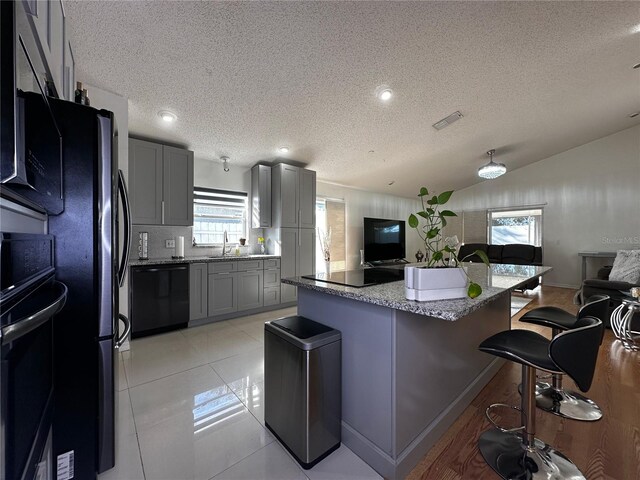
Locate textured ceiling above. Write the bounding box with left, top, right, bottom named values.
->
left=65, top=1, right=640, bottom=198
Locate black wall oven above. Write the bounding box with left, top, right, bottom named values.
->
left=0, top=233, right=67, bottom=480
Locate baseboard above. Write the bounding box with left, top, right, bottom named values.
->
left=339, top=357, right=505, bottom=479
left=189, top=302, right=297, bottom=327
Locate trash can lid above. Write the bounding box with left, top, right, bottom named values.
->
left=266, top=316, right=341, bottom=350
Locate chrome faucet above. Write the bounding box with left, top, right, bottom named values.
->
left=222, top=230, right=229, bottom=257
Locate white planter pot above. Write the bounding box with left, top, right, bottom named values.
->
left=405, top=266, right=468, bottom=301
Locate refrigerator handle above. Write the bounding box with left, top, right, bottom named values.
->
left=115, top=313, right=131, bottom=349
left=117, top=169, right=132, bottom=288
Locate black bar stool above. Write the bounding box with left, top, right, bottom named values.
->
left=478, top=316, right=603, bottom=480
left=519, top=294, right=609, bottom=421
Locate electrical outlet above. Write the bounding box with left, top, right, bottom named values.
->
left=166, top=239, right=175, bottom=248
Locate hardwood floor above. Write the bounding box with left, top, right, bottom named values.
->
left=406, top=286, right=640, bottom=480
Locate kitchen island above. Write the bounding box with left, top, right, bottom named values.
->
left=282, top=263, right=552, bottom=479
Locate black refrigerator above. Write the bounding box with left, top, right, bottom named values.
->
left=47, top=97, right=131, bottom=479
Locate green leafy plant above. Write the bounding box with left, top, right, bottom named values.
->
left=408, top=187, right=490, bottom=298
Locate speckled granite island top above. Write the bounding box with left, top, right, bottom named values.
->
left=129, top=254, right=280, bottom=267
left=283, top=263, right=552, bottom=321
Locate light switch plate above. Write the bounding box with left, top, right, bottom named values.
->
left=166, top=239, right=176, bottom=248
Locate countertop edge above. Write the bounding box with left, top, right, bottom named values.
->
left=129, top=255, right=280, bottom=266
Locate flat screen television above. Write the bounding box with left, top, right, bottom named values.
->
left=363, top=217, right=406, bottom=262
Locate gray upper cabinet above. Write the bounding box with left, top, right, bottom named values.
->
left=23, top=0, right=71, bottom=99
left=129, top=139, right=163, bottom=224
left=189, top=263, right=208, bottom=321
left=163, top=146, right=194, bottom=226
left=47, top=0, right=64, bottom=93
left=299, top=170, right=316, bottom=229
left=129, top=139, right=194, bottom=226
left=63, top=39, right=75, bottom=101
left=251, top=165, right=271, bottom=228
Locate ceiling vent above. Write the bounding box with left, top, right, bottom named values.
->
left=432, top=111, right=463, bottom=131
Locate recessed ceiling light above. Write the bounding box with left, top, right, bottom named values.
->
left=633, top=63, right=640, bottom=69
left=278, top=146, right=290, bottom=154
left=158, top=110, right=177, bottom=123
left=630, top=112, right=639, bottom=118
left=632, top=23, right=640, bottom=34
left=378, top=89, right=393, bottom=101
left=388, top=181, right=395, bottom=186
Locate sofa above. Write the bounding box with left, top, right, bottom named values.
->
left=582, top=261, right=640, bottom=329
left=457, top=243, right=543, bottom=290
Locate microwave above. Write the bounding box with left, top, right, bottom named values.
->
left=0, top=1, right=63, bottom=215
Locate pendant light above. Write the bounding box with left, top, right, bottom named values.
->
left=478, top=149, right=506, bottom=179
left=221, top=156, right=230, bottom=172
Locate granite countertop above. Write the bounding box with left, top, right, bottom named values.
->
left=129, top=254, right=280, bottom=267
left=282, top=263, right=553, bottom=321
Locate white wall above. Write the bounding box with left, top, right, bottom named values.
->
left=193, top=156, right=250, bottom=193
left=447, top=125, right=640, bottom=288
left=317, top=182, right=422, bottom=269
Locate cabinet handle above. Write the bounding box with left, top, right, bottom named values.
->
left=161, top=200, right=165, bottom=224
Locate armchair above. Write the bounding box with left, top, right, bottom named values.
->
left=581, top=251, right=640, bottom=328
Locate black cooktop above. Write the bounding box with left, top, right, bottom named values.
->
left=302, top=268, right=404, bottom=288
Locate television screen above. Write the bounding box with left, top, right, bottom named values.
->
left=363, top=217, right=406, bottom=262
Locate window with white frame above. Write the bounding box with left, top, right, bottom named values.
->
left=488, top=208, right=543, bottom=246
left=193, top=188, right=247, bottom=246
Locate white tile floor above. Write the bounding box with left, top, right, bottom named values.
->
left=100, top=307, right=382, bottom=480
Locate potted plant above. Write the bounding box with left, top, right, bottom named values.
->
left=407, top=187, right=490, bottom=299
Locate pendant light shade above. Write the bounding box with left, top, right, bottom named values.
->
left=478, top=149, right=506, bottom=179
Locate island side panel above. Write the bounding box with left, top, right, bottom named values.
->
left=297, top=288, right=395, bottom=456
left=394, top=291, right=511, bottom=458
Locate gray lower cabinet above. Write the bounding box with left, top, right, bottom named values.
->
left=189, top=263, right=208, bottom=320
left=208, top=272, right=238, bottom=316
left=237, top=270, right=263, bottom=311
left=188, top=260, right=281, bottom=321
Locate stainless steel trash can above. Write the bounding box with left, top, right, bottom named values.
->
left=264, top=315, right=341, bottom=469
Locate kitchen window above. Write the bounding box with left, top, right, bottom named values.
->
left=193, top=188, right=248, bottom=246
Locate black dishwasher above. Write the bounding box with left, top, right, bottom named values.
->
left=130, top=264, right=189, bottom=338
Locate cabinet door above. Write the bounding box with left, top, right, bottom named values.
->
left=237, top=270, right=263, bottom=311
left=251, top=165, right=271, bottom=228
left=189, top=263, right=208, bottom=321
left=298, top=228, right=316, bottom=277
left=299, top=169, right=316, bottom=229
left=263, top=286, right=280, bottom=307
left=63, top=39, right=75, bottom=101
left=208, top=273, right=238, bottom=316
left=280, top=228, right=298, bottom=303
left=279, top=165, right=299, bottom=228
left=129, top=139, right=163, bottom=225
left=163, top=146, right=194, bottom=226
left=47, top=0, right=64, bottom=95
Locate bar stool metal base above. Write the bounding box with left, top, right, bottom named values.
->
left=535, top=382, right=603, bottom=421
left=478, top=428, right=585, bottom=480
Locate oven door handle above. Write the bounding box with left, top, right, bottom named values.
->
left=1, top=282, right=68, bottom=345
left=115, top=313, right=131, bottom=349
left=117, top=169, right=132, bottom=288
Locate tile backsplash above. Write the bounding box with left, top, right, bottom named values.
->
left=130, top=225, right=265, bottom=259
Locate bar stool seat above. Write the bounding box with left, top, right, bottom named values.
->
left=478, top=316, right=603, bottom=480
left=519, top=294, right=609, bottom=422
left=520, top=306, right=576, bottom=329
left=478, top=329, right=560, bottom=373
